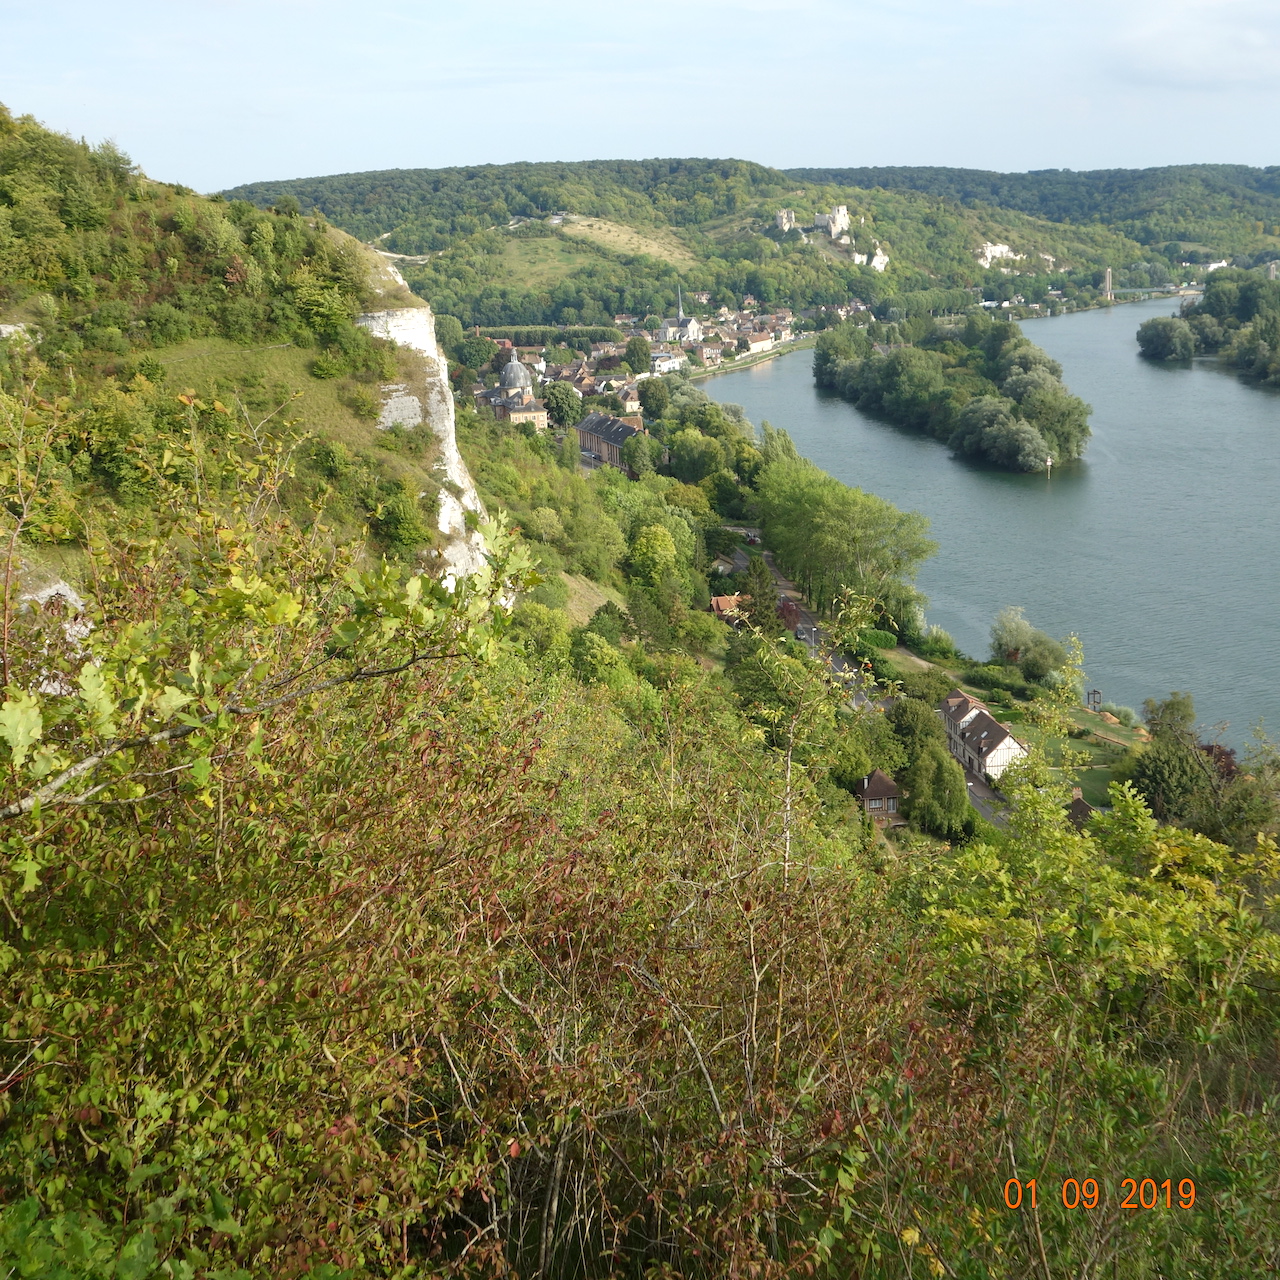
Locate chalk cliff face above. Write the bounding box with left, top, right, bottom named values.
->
left=356, top=304, right=489, bottom=585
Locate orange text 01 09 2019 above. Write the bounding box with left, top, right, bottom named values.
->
left=1002, top=1179, right=1196, bottom=1210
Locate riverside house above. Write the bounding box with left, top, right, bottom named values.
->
left=939, top=689, right=1028, bottom=781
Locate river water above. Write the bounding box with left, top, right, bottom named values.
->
left=705, top=299, right=1280, bottom=743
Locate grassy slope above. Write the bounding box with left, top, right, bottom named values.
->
left=559, top=216, right=697, bottom=266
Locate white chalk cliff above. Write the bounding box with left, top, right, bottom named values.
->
left=356, top=304, right=489, bottom=585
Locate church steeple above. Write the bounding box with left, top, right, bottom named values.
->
left=677, top=284, right=684, bottom=322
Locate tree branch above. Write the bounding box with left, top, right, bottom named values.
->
left=0, top=647, right=463, bottom=819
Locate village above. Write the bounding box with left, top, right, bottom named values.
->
left=470, top=295, right=816, bottom=431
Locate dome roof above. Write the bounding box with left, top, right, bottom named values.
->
left=499, top=352, right=533, bottom=390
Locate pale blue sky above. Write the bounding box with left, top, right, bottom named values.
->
left=4, top=0, right=1277, bottom=191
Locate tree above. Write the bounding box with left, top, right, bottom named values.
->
left=1137, top=316, right=1195, bottom=361
left=628, top=523, right=679, bottom=588
left=900, top=738, right=969, bottom=839
left=542, top=380, right=582, bottom=429
left=668, top=429, right=727, bottom=484
left=742, top=554, right=781, bottom=633
left=754, top=457, right=935, bottom=614
left=557, top=428, right=581, bottom=470
left=621, top=432, right=656, bottom=476
left=637, top=377, right=669, bottom=419
left=887, top=696, right=946, bottom=759
left=458, top=334, right=499, bottom=371
left=585, top=600, right=631, bottom=646
left=625, top=336, right=652, bottom=374
left=990, top=605, right=1036, bottom=663
left=434, top=313, right=465, bottom=360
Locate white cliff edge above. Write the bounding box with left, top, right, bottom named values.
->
left=356, top=305, right=490, bottom=586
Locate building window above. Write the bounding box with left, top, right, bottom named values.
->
left=867, top=798, right=883, bottom=810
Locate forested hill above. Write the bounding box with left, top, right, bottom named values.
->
left=222, top=158, right=796, bottom=247
left=222, top=157, right=1146, bottom=326
left=785, top=164, right=1280, bottom=256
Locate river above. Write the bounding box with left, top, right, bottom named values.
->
left=705, top=298, right=1280, bottom=744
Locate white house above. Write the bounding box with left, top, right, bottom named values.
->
left=742, top=331, right=774, bottom=355
left=939, top=689, right=1028, bottom=781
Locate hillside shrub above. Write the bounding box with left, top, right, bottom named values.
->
left=860, top=626, right=898, bottom=649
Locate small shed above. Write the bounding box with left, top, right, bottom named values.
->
left=853, top=770, right=901, bottom=822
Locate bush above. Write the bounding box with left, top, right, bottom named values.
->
left=527, top=569, right=569, bottom=610
left=915, top=624, right=956, bottom=659
left=1137, top=316, right=1195, bottom=361
left=900, top=667, right=954, bottom=706
left=963, top=663, right=1034, bottom=699
left=860, top=627, right=898, bottom=650
left=1100, top=701, right=1139, bottom=728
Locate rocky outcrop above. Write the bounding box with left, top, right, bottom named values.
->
left=356, top=304, right=489, bottom=586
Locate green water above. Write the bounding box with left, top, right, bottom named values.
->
left=706, top=299, right=1280, bottom=744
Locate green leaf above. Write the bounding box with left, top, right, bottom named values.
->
left=189, top=757, right=213, bottom=786
left=200, top=1192, right=241, bottom=1237
left=262, top=593, right=301, bottom=626
left=0, top=692, right=42, bottom=768
left=77, top=663, right=117, bottom=736
left=151, top=686, right=192, bottom=720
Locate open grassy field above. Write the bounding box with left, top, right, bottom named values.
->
left=561, top=573, right=627, bottom=627
left=560, top=216, right=697, bottom=265
left=499, top=236, right=602, bottom=288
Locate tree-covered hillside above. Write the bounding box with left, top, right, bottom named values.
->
left=0, top=102, right=456, bottom=556
left=222, top=159, right=1146, bottom=326
left=786, top=164, right=1280, bottom=258
left=7, top=105, right=1280, bottom=1278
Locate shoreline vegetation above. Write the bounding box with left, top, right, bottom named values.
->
left=1137, top=265, right=1280, bottom=387
left=813, top=310, right=1091, bottom=472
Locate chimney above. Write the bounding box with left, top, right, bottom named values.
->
left=1071, top=787, right=1083, bottom=800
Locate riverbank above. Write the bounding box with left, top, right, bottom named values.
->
left=686, top=334, right=816, bottom=382
left=704, top=298, right=1280, bottom=746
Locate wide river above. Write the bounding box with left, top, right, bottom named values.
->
left=706, top=298, right=1280, bottom=743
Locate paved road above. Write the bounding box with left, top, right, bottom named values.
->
left=965, top=772, right=1009, bottom=828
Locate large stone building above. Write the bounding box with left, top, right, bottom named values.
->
left=574, top=410, right=647, bottom=472
left=475, top=350, right=548, bottom=430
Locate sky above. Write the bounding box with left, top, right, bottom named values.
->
left=4, top=0, right=1277, bottom=191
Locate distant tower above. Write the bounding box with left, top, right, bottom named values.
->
left=1103, top=267, right=1113, bottom=301
left=1270, top=261, right=1279, bottom=281
left=677, top=284, right=684, bottom=322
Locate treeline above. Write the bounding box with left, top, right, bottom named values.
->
left=787, top=163, right=1280, bottom=256
left=475, top=324, right=622, bottom=345
left=222, top=157, right=797, bottom=248
left=1138, top=267, right=1280, bottom=385
left=224, top=153, right=1151, bottom=327
left=815, top=311, right=1091, bottom=470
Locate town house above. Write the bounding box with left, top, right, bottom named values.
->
left=939, top=689, right=1028, bottom=781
